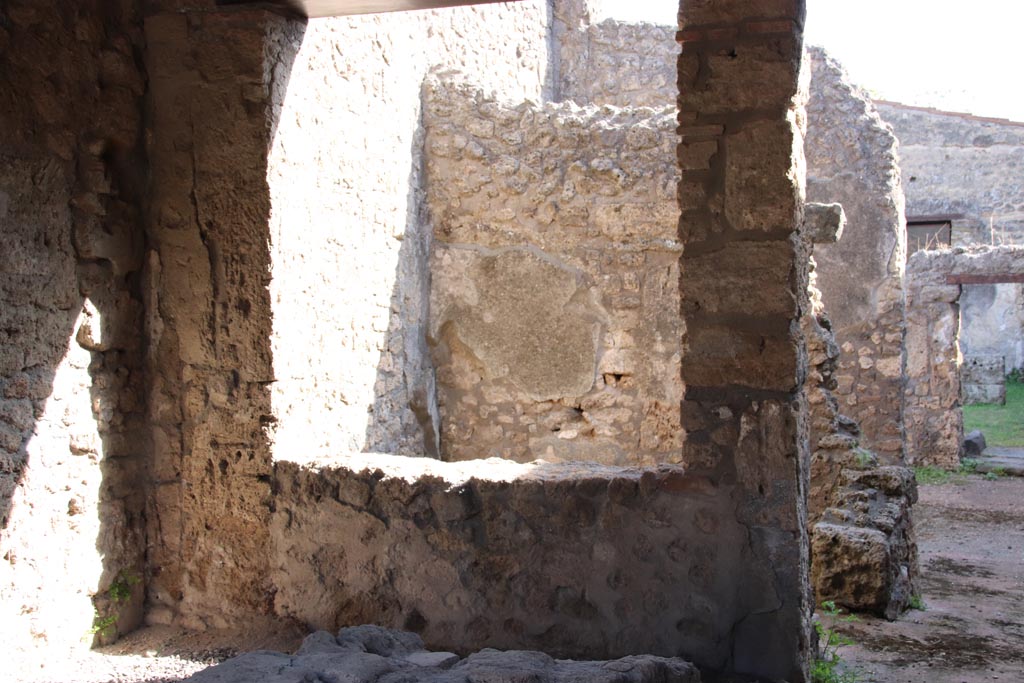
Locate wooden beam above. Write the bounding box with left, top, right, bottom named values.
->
left=219, top=0, right=518, bottom=18
left=945, top=273, right=1024, bottom=285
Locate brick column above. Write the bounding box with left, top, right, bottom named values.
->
left=677, top=2, right=811, bottom=680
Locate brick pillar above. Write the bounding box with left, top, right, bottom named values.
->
left=677, top=2, right=811, bottom=680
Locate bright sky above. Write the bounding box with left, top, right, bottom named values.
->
left=599, top=0, right=1024, bottom=122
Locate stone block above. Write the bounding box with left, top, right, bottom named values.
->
left=684, top=324, right=799, bottom=391
left=684, top=240, right=797, bottom=317
left=803, top=202, right=846, bottom=244
left=724, top=120, right=801, bottom=233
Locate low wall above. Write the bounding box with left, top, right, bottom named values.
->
left=962, top=355, right=1006, bottom=405
left=270, top=454, right=783, bottom=673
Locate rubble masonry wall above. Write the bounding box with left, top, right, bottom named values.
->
left=423, top=77, right=682, bottom=465
left=905, top=247, right=1024, bottom=467
left=0, top=0, right=148, bottom=653
left=805, top=48, right=908, bottom=463
left=877, top=101, right=1024, bottom=375
left=266, top=4, right=553, bottom=462
left=144, top=0, right=554, bottom=630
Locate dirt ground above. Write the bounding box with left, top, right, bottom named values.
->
left=14, top=617, right=306, bottom=683
left=834, top=472, right=1024, bottom=683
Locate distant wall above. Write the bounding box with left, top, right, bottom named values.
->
left=878, top=101, right=1024, bottom=374
left=905, top=247, right=1024, bottom=467
left=423, top=78, right=682, bottom=465
left=960, top=283, right=1024, bottom=374
left=805, top=48, right=908, bottom=463
left=554, top=0, right=677, bottom=107
left=876, top=102, right=1024, bottom=246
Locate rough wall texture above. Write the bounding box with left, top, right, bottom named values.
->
left=424, top=78, right=682, bottom=465
left=876, top=102, right=1024, bottom=246
left=877, top=101, right=1024, bottom=375
left=677, top=3, right=811, bottom=680
left=0, top=0, right=148, bottom=653
left=144, top=8, right=286, bottom=630
left=266, top=3, right=553, bottom=461
left=272, top=455, right=785, bottom=673
left=804, top=258, right=918, bottom=620
left=146, top=0, right=554, bottom=630
left=553, top=0, right=677, bottom=108
left=805, top=48, right=907, bottom=464
left=905, top=247, right=1024, bottom=468
left=961, top=355, right=1006, bottom=405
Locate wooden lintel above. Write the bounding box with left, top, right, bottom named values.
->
left=219, top=0, right=518, bottom=18
left=945, top=273, right=1024, bottom=285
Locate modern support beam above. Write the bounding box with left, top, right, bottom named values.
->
left=219, top=0, right=518, bottom=18
left=945, top=273, right=1024, bottom=285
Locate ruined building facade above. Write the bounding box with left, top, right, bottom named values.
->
left=878, top=102, right=1024, bottom=406
left=3, top=0, right=960, bottom=679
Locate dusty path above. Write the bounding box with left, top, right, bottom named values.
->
left=837, top=474, right=1024, bottom=683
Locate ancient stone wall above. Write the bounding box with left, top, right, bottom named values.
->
left=877, top=101, right=1024, bottom=375
left=144, top=8, right=287, bottom=631
left=144, top=0, right=554, bottom=630
left=0, top=0, right=148, bottom=654
left=905, top=247, right=1024, bottom=468
left=423, top=77, right=682, bottom=465
left=266, top=3, right=553, bottom=461
left=876, top=102, right=1024, bottom=246
left=271, top=454, right=773, bottom=671
left=553, top=0, right=677, bottom=108
left=959, top=284, right=1024, bottom=374
left=805, top=48, right=908, bottom=464
left=961, top=355, right=1006, bottom=405
left=677, top=2, right=811, bottom=679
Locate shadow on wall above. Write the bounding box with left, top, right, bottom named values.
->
left=0, top=0, right=148, bottom=648
left=362, top=112, right=440, bottom=458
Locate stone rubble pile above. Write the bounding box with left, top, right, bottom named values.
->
left=805, top=260, right=918, bottom=619
left=184, top=626, right=701, bottom=683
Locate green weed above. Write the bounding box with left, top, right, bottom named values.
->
left=959, top=458, right=980, bottom=474
left=89, top=612, right=117, bottom=636
left=813, top=601, right=860, bottom=683
left=108, top=571, right=140, bottom=603
left=908, top=594, right=926, bottom=611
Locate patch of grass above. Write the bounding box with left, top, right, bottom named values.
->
left=908, top=594, right=926, bottom=611
left=813, top=601, right=860, bottom=683
left=962, top=377, right=1024, bottom=447
left=959, top=458, right=980, bottom=474
left=914, top=465, right=952, bottom=485
left=852, top=447, right=875, bottom=468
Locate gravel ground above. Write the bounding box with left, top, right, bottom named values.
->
left=12, top=620, right=306, bottom=683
